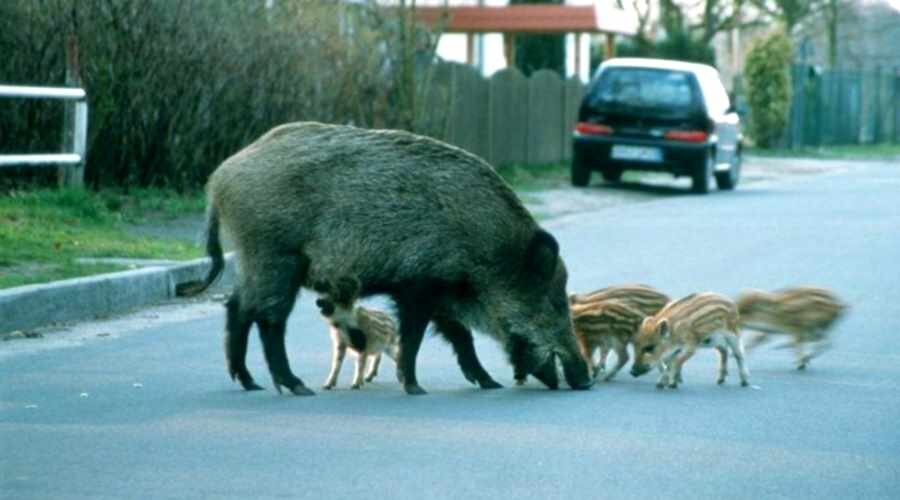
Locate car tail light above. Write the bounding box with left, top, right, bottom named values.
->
left=575, top=122, right=613, bottom=136
left=664, top=130, right=708, bottom=142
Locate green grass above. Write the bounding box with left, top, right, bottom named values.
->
left=497, top=163, right=571, bottom=191
left=0, top=188, right=205, bottom=289
left=747, top=143, right=900, bottom=160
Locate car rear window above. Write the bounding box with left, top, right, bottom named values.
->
left=587, top=68, right=700, bottom=113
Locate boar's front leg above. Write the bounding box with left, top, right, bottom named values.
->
left=394, top=287, right=444, bottom=395
left=509, top=336, right=559, bottom=390
left=433, top=315, right=502, bottom=390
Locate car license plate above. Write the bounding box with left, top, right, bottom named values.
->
left=611, top=145, right=663, bottom=163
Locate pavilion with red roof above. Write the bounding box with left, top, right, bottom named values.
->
left=415, top=3, right=638, bottom=75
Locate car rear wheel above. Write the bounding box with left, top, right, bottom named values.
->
left=691, top=149, right=713, bottom=194
left=714, top=148, right=741, bottom=190
left=571, top=150, right=591, bottom=187
left=601, top=168, right=623, bottom=182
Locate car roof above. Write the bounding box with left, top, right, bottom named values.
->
left=599, top=57, right=717, bottom=76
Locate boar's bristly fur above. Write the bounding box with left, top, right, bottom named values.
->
left=186, top=122, right=592, bottom=395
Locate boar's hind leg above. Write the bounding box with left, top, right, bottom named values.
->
left=257, top=316, right=313, bottom=395
left=433, top=316, right=502, bottom=390
left=225, top=293, right=263, bottom=391
left=252, top=256, right=314, bottom=396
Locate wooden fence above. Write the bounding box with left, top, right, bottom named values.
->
left=765, top=65, right=900, bottom=148
left=421, top=63, right=584, bottom=167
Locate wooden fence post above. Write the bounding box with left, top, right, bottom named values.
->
left=58, top=34, right=85, bottom=188
left=489, top=68, right=528, bottom=166
left=527, top=70, right=564, bottom=164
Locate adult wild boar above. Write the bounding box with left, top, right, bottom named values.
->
left=184, top=122, right=592, bottom=395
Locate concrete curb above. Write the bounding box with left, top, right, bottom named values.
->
left=0, top=253, right=236, bottom=335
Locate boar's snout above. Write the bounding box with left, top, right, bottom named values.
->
left=562, top=354, right=593, bottom=390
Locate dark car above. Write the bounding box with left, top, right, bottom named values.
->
left=571, top=58, right=742, bottom=193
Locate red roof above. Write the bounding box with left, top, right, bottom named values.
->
left=415, top=5, right=604, bottom=34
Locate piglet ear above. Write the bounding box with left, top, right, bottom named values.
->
left=312, top=280, right=330, bottom=294
left=335, top=275, right=361, bottom=301
left=657, top=319, right=670, bottom=339
left=524, top=229, right=560, bottom=284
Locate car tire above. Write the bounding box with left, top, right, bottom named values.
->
left=571, top=150, right=591, bottom=187
left=691, top=149, right=713, bottom=194
left=601, top=168, right=623, bottom=182
left=714, top=147, right=741, bottom=190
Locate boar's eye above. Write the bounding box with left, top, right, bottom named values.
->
left=642, top=345, right=656, bottom=353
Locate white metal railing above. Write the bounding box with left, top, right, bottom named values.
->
left=0, top=84, right=88, bottom=168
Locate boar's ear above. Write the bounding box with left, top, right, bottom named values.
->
left=657, top=319, right=670, bottom=339
left=524, top=229, right=560, bottom=283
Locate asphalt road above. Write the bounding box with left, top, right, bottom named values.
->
left=3, top=159, right=899, bottom=499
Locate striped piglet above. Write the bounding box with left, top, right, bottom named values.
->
left=569, top=285, right=670, bottom=381
left=737, top=286, right=847, bottom=370
left=631, top=292, right=750, bottom=389
left=314, top=276, right=398, bottom=390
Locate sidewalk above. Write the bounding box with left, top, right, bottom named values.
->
left=0, top=254, right=236, bottom=335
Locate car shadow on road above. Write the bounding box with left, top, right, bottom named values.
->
left=589, top=179, right=784, bottom=199
left=591, top=180, right=695, bottom=197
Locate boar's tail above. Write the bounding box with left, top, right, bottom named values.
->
left=176, top=205, right=225, bottom=297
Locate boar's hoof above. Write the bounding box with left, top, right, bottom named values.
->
left=238, top=379, right=264, bottom=391
left=569, top=379, right=594, bottom=390
left=514, top=377, right=526, bottom=386
left=740, top=380, right=750, bottom=387
left=478, top=378, right=503, bottom=390
left=351, top=383, right=362, bottom=390
left=531, top=362, right=560, bottom=390
left=717, top=378, right=726, bottom=385
left=404, top=383, right=428, bottom=395
left=534, top=376, right=559, bottom=391
left=232, top=372, right=264, bottom=391
left=289, top=384, right=315, bottom=396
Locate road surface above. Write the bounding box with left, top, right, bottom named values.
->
left=2, top=159, right=898, bottom=499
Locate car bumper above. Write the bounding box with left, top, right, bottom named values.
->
left=573, top=135, right=709, bottom=177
